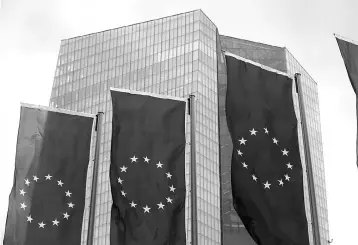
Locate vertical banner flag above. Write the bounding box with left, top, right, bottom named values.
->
left=110, top=89, right=186, bottom=245
left=225, top=53, right=309, bottom=245
left=335, top=34, right=358, bottom=167
left=3, top=104, right=94, bottom=245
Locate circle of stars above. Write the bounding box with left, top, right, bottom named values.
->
left=117, top=155, right=176, bottom=214
left=19, top=174, right=74, bottom=228
left=237, top=127, right=294, bottom=190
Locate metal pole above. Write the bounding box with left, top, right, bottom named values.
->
left=86, top=112, right=103, bottom=245
left=189, top=95, right=198, bottom=245
left=294, top=73, right=321, bottom=245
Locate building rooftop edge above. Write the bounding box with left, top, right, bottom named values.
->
left=219, top=34, right=285, bottom=50
left=219, top=34, right=318, bottom=85
left=60, top=9, right=203, bottom=42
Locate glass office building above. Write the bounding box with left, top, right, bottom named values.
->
left=49, top=9, right=329, bottom=245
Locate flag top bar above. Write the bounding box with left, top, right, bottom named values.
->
left=334, top=33, right=358, bottom=46
left=223, top=51, right=294, bottom=80
left=110, top=87, right=188, bottom=103
left=20, top=103, right=96, bottom=118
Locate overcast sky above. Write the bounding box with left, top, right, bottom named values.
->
left=1, top=0, right=357, bottom=244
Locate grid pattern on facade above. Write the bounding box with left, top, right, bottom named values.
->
left=194, top=12, right=221, bottom=245
left=285, top=50, right=330, bottom=245
left=50, top=10, right=221, bottom=245
left=220, top=36, right=287, bottom=73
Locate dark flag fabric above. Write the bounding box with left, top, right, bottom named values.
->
left=110, top=89, right=186, bottom=245
left=225, top=53, right=309, bottom=245
left=335, top=34, right=358, bottom=167
left=335, top=35, right=358, bottom=94
left=3, top=104, right=94, bottom=245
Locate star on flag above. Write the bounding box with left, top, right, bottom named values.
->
left=272, top=138, right=279, bottom=144
left=38, top=222, right=45, bottom=228
left=282, top=149, right=289, bottom=156
left=118, top=177, right=123, bottom=184
left=249, top=128, right=257, bottom=135
left=26, top=215, right=33, bottom=223
left=169, top=185, right=176, bottom=192
left=130, top=155, right=138, bottom=162
left=24, top=179, right=30, bottom=186
left=156, top=161, right=163, bottom=168
left=278, top=179, right=284, bottom=186
left=65, top=190, right=72, bottom=197
left=157, top=202, right=165, bottom=209
left=52, top=219, right=59, bottom=226
left=238, top=137, right=247, bottom=145
left=20, top=202, right=27, bottom=210
left=263, top=181, right=271, bottom=189
left=57, top=180, right=64, bottom=187
left=252, top=174, right=257, bottom=182
left=121, top=190, right=127, bottom=197
left=143, top=205, right=151, bottom=213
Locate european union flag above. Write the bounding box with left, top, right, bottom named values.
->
left=225, top=54, right=309, bottom=245
left=110, top=89, right=187, bottom=245
left=3, top=104, right=94, bottom=245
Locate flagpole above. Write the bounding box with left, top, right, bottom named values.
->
left=86, top=112, right=103, bottom=245
left=294, top=74, right=321, bottom=245
left=189, top=94, right=198, bottom=245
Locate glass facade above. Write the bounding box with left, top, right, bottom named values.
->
left=49, top=10, right=329, bottom=245
left=285, top=50, right=330, bottom=245
left=219, top=35, right=330, bottom=245
left=50, top=10, right=221, bottom=245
